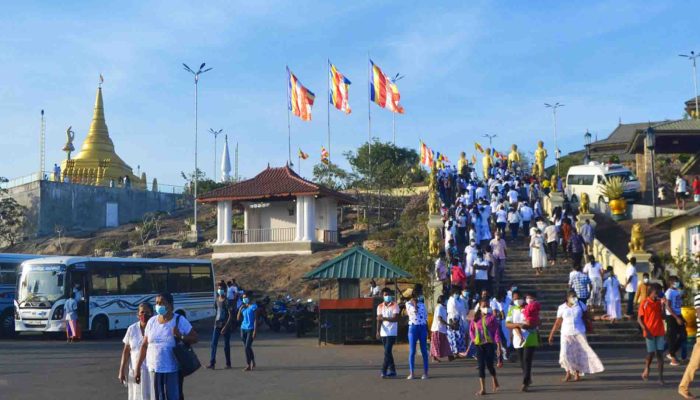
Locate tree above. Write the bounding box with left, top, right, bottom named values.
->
left=388, top=193, right=431, bottom=289
left=0, top=177, right=27, bottom=247
left=180, top=168, right=227, bottom=196
left=312, top=162, right=353, bottom=191
left=344, top=140, right=425, bottom=190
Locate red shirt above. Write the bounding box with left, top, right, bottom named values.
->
left=638, top=298, right=665, bottom=338
left=693, top=179, right=700, bottom=195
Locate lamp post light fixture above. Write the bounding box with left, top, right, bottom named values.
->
left=583, top=130, right=592, bottom=164
left=209, top=128, right=223, bottom=182
left=545, top=102, right=564, bottom=176
left=645, top=126, right=657, bottom=218
left=680, top=51, right=700, bottom=119
left=183, top=62, right=213, bottom=239
left=482, top=133, right=497, bottom=149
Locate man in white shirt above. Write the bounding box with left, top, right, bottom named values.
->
left=625, top=257, right=638, bottom=317
left=579, top=219, right=594, bottom=257
left=447, top=287, right=467, bottom=328
left=376, top=288, right=399, bottom=377
left=676, top=175, right=688, bottom=211
left=507, top=187, right=519, bottom=206
left=519, top=203, right=534, bottom=237
left=543, top=223, right=558, bottom=265
left=464, top=239, right=479, bottom=278
left=489, top=232, right=507, bottom=295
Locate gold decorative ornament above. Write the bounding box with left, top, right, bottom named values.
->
left=532, top=140, right=547, bottom=177
left=482, top=148, right=493, bottom=179
left=507, top=144, right=520, bottom=170
left=629, top=223, right=645, bottom=253
left=578, top=192, right=591, bottom=214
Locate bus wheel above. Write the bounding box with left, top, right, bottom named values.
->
left=92, top=316, right=109, bottom=340
left=0, top=310, right=16, bottom=337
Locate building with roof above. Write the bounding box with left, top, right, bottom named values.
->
left=198, top=165, right=355, bottom=258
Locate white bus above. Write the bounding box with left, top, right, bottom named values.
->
left=14, top=257, right=215, bottom=338
left=566, top=162, right=642, bottom=210
left=0, top=254, right=46, bottom=336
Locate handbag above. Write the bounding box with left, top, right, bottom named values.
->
left=173, top=315, right=201, bottom=376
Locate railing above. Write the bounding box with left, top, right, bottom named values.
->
left=0, top=171, right=184, bottom=194
left=232, top=227, right=296, bottom=243
left=1, top=172, right=49, bottom=189
left=318, top=229, right=338, bottom=244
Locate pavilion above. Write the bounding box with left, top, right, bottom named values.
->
left=198, top=165, right=355, bottom=258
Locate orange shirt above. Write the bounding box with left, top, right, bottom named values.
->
left=638, top=298, right=665, bottom=338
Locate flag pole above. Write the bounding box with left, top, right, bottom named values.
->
left=298, top=153, right=302, bottom=175
left=327, top=59, right=331, bottom=167
left=286, top=66, right=292, bottom=165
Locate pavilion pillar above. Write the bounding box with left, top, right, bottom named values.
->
left=304, top=196, right=316, bottom=242
left=295, top=196, right=305, bottom=241
left=215, top=201, right=225, bottom=244
left=222, top=201, right=233, bottom=244
left=327, top=199, right=338, bottom=232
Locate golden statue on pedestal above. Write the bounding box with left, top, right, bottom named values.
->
left=532, top=140, right=547, bottom=177
left=428, top=162, right=439, bottom=214
left=629, top=223, right=645, bottom=253
left=507, top=144, right=520, bottom=171
left=578, top=192, right=591, bottom=214
left=482, top=148, right=493, bottom=179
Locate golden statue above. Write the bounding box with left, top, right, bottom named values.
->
left=532, top=140, right=548, bottom=177
left=629, top=223, right=645, bottom=253
left=551, top=174, right=558, bottom=192
left=429, top=227, right=441, bottom=257
left=507, top=144, right=520, bottom=170
left=457, top=151, right=468, bottom=175
left=482, top=148, right=493, bottom=179
left=578, top=192, right=591, bottom=214
left=62, top=126, right=75, bottom=160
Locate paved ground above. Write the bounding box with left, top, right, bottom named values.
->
left=0, top=327, right=692, bottom=400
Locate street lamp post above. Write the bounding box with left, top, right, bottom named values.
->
left=645, top=126, right=657, bottom=218
left=680, top=51, right=700, bottom=119
left=183, top=62, right=212, bottom=239
left=545, top=102, right=564, bottom=176
left=390, top=73, right=404, bottom=145
left=209, top=128, right=223, bottom=182
left=583, top=130, right=592, bottom=164
left=482, top=133, right=497, bottom=149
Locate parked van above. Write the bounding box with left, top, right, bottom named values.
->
left=565, top=162, right=641, bottom=210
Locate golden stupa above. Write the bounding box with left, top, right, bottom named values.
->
left=60, top=84, right=146, bottom=189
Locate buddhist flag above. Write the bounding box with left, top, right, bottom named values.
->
left=475, top=142, right=484, bottom=153
left=420, top=141, right=433, bottom=166
left=370, top=60, right=404, bottom=114
left=329, top=62, right=351, bottom=114
left=298, top=148, right=309, bottom=160
left=287, top=66, right=315, bottom=121
left=321, top=146, right=330, bottom=165
left=493, top=150, right=501, bottom=159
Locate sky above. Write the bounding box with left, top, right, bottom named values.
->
left=1, top=0, right=699, bottom=187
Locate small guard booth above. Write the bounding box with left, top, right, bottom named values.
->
left=303, top=246, right=412, bottom=344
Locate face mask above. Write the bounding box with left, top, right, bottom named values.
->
left=480, top=307, right=491, bottom=315
left=643, top=278, right=649, bottom=284
left=217, top=289, right=225, bottom=296
left=242, top=298, right=250, bottom=304
left=417, top=295, right=425, bottom=303
left=568, top=297, right=577, bottom=305
left=138, top=314, right=149, bottom=323
left=462, top=292, right=469, bottom=298
left=674, top=282, right=681, bottom=289
left=511, top=286, right=518, bottom=292
left=155, top=305, right=167, bottom=316
left=452, top=293, right=459, bottom=298
left=515, top=299, right=524, bottom=306
left=383, top=296, right=393, bottom=303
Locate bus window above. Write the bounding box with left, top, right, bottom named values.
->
left=144, top=265, right=167, bottom=293
left=91, top=268, right=120, bottom=296
left=168, top=266, right=191, bottom=292
left=596, top=175, right=605, bottom=184
left=120, top=267, right=147, bottom=295
left=191, top=265, right=213, bottom=292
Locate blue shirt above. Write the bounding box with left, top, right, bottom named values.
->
left=665, top=288, right=682, bottom=316
left=240, top=304, right=257, bottom=330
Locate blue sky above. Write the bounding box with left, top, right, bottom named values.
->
left=1, top=1, right=699, bottom=186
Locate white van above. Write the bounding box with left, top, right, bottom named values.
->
left=565, top=162, right=641, bottom=210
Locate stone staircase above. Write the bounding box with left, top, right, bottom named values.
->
left=501, top=236, right=643, bottom=348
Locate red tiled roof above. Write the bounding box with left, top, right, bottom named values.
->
left=198, top=165, right=355, bottom=204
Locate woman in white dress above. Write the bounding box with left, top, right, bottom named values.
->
left=548, top=290, right=604, bottom=382
left=529, top=229, right=547, bottom=275
left=602, top=266, right=622, bottom=323
left=119, top=303, right=153, bottom=400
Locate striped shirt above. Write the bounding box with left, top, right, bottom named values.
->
left=695, top=293, right=700, bottom=337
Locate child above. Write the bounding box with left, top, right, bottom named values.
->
left=513, top=296, right=541, bottom=344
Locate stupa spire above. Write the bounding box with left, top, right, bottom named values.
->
left=221, top=134, right=231, bottom=182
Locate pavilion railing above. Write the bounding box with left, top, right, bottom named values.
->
left=232, top=227, right=296, bottom=243
left=318, top=229, right=338, bottom=244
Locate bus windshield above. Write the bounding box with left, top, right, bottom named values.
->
left=17, top=264, right=66, bottom=304
left=606, top=171, right=638, bottom=182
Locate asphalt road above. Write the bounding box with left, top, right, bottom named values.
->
left=0, top=325, right=692, bottom=400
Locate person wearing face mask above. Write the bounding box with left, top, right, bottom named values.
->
left=237, top=293, right=258, bottom=371
left=635, top=273, right=652, bottom=306
left=549, top=290, right=604, bottom=382
left=665, top=276, right=686, bottom=367
left=405, top=285, right=429, bottom=379
left=602, top=266, right=622, bottom=323
left=207, top=281, right=234, bottom=370
left=446, top=287, right=468, bottom=357
left=430, top=295, right=454, bottom=362
left=119, top=302, right=154, bottom=400
left=469, top=298, right=502, bottom=396
left=135, top=293, right=198, bottom=400
left=506, top=291, right=541, bottom=391
left=376, top=288, right=400, bottom=378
